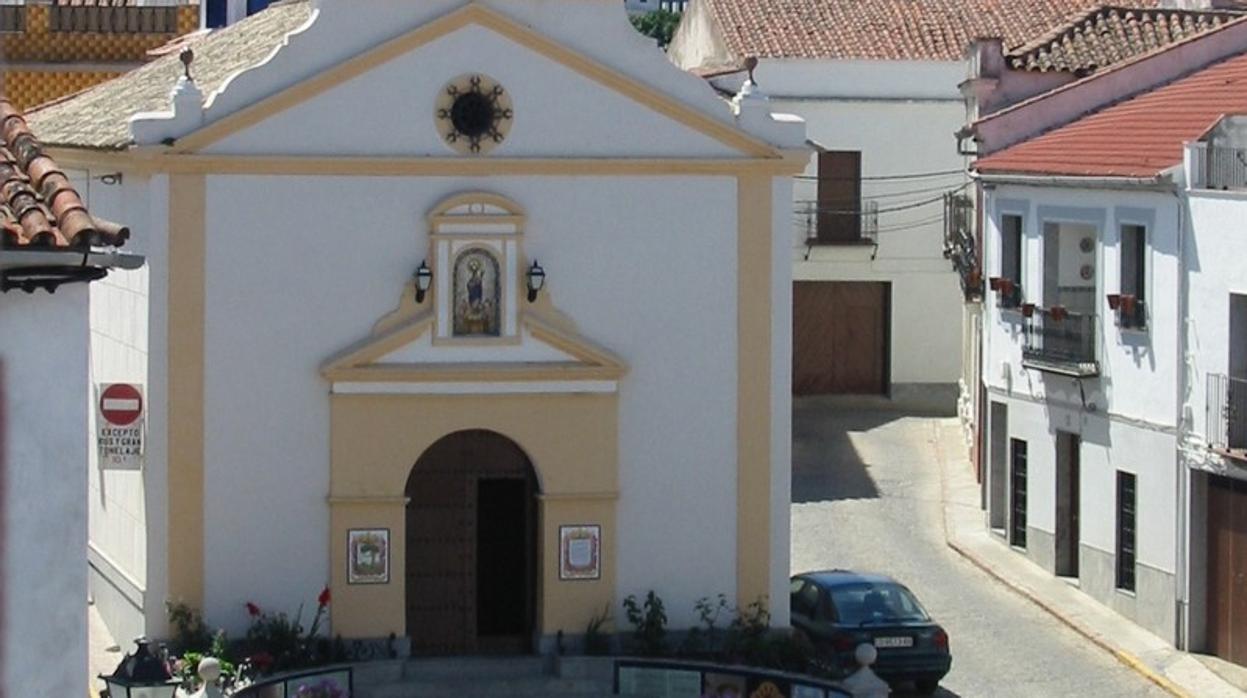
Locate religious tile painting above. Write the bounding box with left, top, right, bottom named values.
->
left=452, top=248, right=501, bottom=336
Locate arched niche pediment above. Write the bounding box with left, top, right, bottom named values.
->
left=321, top=192, right=625, bottom=393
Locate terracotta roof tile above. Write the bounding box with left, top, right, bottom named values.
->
left=26, top=0, right=311, bottom=149
left=1007, top=5, right=1243, bottom=73
left=698, top=0, right=1163, bottom=62
left=974, top=48, right=1247, bottom=177
left=0, top=99, right=128, bottom=249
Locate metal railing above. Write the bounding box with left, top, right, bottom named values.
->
left=1022, top=309, right=1099, bottom=376
left=1207, top=373, right=1247, bottom=455
left=49, top=4, right=181, bottom=33
left=232, top=665, right=354, bottom=698
left=1189, top=142, right=1247, bottom=190
left=797, top=199, right=880, bottom=246
left=0, top=4, right=23, bottom=32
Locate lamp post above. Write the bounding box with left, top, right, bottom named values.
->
left=525, top=260, right=545, bottom=302
left=100, top=637, right=179, bottom=698
left=414, top=260, right=433, bottom=303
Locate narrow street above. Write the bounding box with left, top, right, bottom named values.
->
left=791, top=399, right=1169, bottom=697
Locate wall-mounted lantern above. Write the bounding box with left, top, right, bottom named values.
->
left=525, top=260, right=545, bottom=303
left=99, top=638, right=179, bottom=698
left=414, top=260, right=433, bottom=303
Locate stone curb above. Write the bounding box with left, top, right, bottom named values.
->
left=930, top=423, right=1190, bottom=698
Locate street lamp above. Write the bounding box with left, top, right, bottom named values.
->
left=525, top=260, right=545, bottom=302
left=414, top=260, right=433, bottom=303
left=100, top=637, right=179, bottom=698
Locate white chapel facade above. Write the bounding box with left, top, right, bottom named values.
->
left=29, top=0, right=807, bottom=650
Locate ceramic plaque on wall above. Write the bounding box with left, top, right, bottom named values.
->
left=348, top=528, right=389, bottom=584
left=559, top=525, right=601, bottom=580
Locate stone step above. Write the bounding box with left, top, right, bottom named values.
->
left=352, top=656, right=552, bottom=687
left=357, top=676, right=613, bottom=698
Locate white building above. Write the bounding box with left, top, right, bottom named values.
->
left=668, top=0, right=1128, bottom=407
left=0, top=101, right=141, bottom=697
left=957, top=1, right=1243, bottom=484
left=969, top=17, right=1247, bottom=665
left=27, top=0, right=807, bottom=654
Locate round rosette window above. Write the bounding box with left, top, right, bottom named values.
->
left=435, top=74, right=514, bottom=155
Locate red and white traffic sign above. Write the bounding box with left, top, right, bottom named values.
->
left=99, top=383, right=143, bottom=426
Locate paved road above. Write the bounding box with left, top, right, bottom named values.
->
left=790, top=400, right=1169, bottom=698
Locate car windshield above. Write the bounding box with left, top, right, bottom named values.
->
left=828, top=581, right=930, bottom=625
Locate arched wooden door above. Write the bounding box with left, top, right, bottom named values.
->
left=405, top=430, right=538, bottom=655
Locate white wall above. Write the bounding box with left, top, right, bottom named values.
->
left=201, top=174, right=741, bottom=631
left=78, top=169, right=155, bottom=645
left=1184, top=190, right=1247, bottom=455
left=997, top=397, right=1176, bottom=571
left=208, top=24, right=739, bottom=159
left=782, top=97, right=967, bottom=387
left=982, top=185, right=1181, bottom=427
left=0, top=285, right=90, bottom=698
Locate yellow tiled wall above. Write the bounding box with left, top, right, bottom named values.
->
left=1, top=70, right=124, bottom=111
left=1, top=5, right=197, bottom=110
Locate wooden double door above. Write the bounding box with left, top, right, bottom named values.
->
left=405, top=430, right=538, bottom=655
left=792, top=281, right=890, bottom=395
left=1208, top=474, right=1247, bottom=667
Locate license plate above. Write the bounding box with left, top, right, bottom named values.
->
left=874, top=636, right=913, bottom=648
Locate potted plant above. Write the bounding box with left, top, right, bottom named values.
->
left=1021, top=303, right=1036, bottom=318
left=1048, top=305, right=1069, bottom=322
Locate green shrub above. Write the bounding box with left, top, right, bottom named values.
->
left=583, top=604, right=613, bottom=656
left=622, top=591, right=668, bottom=656
left=167, top=601, right=214, bottom=654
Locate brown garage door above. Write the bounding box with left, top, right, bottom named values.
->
left=1208, top=474, right=1247, bottom=667
left=793, top=281, right=889, bottom=395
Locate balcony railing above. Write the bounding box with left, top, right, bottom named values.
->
left=797, top=199, right=879, bottom=246
left=1022, top=309, right=1099, bottom=377
left=1207, top=373, right=1247, bottom=460
left=0, top=4, right=23, bottom=33
left=1188, top=142, right=1247, bottom=190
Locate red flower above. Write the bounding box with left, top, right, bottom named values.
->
left=245, top=601, right=261, bottom=617
left=318, top=586, right=331, bottom=608
left=249, top=651, right=274, bottom=671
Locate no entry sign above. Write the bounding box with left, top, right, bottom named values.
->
left=100, top=383, right=143, bottom=426
left=97, top=383, right=144, bottom=469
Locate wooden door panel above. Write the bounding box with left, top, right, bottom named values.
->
left=793, top=281, right=887, bottom=395
left=406, top=430, right=537, bottom=655
left=1208, top=475, right=1247, bottom=666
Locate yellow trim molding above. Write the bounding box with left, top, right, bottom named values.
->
left=166, top=173, right=206, bottom=609
left=735, top=173, right=772, bottom=610
left=45, top=149, right=811, bottom=178
left=171, top=3, right=779, bottom=158
left=328, top=391, right=620, bottom=640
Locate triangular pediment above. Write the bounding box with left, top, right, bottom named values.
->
left=321, top=310, right=627, bottom=386
left=171, top=3, right=779, bottom=159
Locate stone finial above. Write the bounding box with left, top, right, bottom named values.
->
left=190, top=657, right=224, bottom=698
left=180, top=48, right=195, bottom=82
left=840, top=643, right=890, bottom=698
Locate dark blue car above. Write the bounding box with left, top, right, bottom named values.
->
left=790, top=570, right=951, bottom=695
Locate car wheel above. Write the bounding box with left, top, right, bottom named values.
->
left=915, top=679, right=940, bottom=695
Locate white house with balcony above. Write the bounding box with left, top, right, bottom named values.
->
left=967, top=18, right=1247, bottom=666
left=668, top=0, right=1151, bottom=407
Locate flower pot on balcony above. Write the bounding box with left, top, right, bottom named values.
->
left=1021, top=303, right=1036, bottom=318
left=1107, top=293, right=1122, bottom=310
left=1049, top=305, right=1068, bottom=322
left=988, top=276, right=1003, bottom=291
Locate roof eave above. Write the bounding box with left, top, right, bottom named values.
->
left=973, top=169, right=1174, bottom=190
